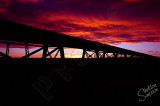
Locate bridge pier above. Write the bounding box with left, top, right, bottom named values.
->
left=124, top=54, right=127, bottom=58
left=113, top=53, right=118, bottom=58
left=42, top=44, right=48, bottom=59
left=59, top=47, right=65, bottom=59
left=103, top=51, right=106, bottom=58
left=6, top=42, right=10, bottom=55
left=0, top=42, right=11, bottom=58
left=95, top=50, right=99, bottom=59
left=25, top=43, right=29, bottom=58
left=82, top=49, right=86, bottom=59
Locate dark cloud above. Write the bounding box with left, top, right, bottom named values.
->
left=118, top=34, right=133, bottom=38
left=0, top=0, right=160, bottom=45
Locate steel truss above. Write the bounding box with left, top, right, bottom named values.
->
left=82, top=49, right=145, bottom=59
left=0, top=41, right=147, bottom=59
left=0, top=41, right=64, bottom=59
left=0, top=19, right=157, bottom=59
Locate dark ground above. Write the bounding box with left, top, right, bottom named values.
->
left=0, top=58, right=160, bottom=106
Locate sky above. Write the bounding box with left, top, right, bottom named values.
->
left=0, top=0, right=160, bottom=57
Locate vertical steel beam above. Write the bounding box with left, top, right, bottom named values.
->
left=59, top=47, right=65, bottom=59
left=6, top=42, right=10, bottom=55
left=42, top=44, right=48, bottom=58
left=82, top=49, right=86, bottom=59
left=124, top=54, right=127, bottom=58
left=95, top=50, right=99, bottom=58
left=131, top=55, right=134, bottom=58
left=113, top=53, right=118, bottom=58
left=103, top=51, right=106, bottom=58
left=25, top=42, right=29, bottom=58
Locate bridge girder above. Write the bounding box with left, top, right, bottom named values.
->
left=0, top=19, right=157, bottom=59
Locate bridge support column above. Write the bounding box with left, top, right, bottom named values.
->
left=131, top=55, right=134, bottom=58
left=95, top=50, right=99, bottom=59
left=6, top=42, right=10, bottom=55
left=103, top=51, right=106, bottom=58
left=59, top=47, right=65, bottom=59
left=124, top=54, right=127, bottom=58
left=25, top=43, right=29, bottom=58
left=42, top=44, right=48, bottom=58
left=82, top=49, right=86, bottom=59
left=113, top=53, right=118, bottom=58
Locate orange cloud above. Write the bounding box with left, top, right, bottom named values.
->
left=28, top=12, right=159, bottom=45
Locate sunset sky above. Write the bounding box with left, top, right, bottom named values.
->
left=0, top=0, right=160, bottom=57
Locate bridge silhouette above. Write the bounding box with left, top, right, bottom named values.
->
left=1, top=19, right=160, bottom=106
left=0, top=19, right=157, bottom=59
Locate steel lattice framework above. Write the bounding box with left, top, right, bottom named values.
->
left=0, top=19, right=157, bottom=59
